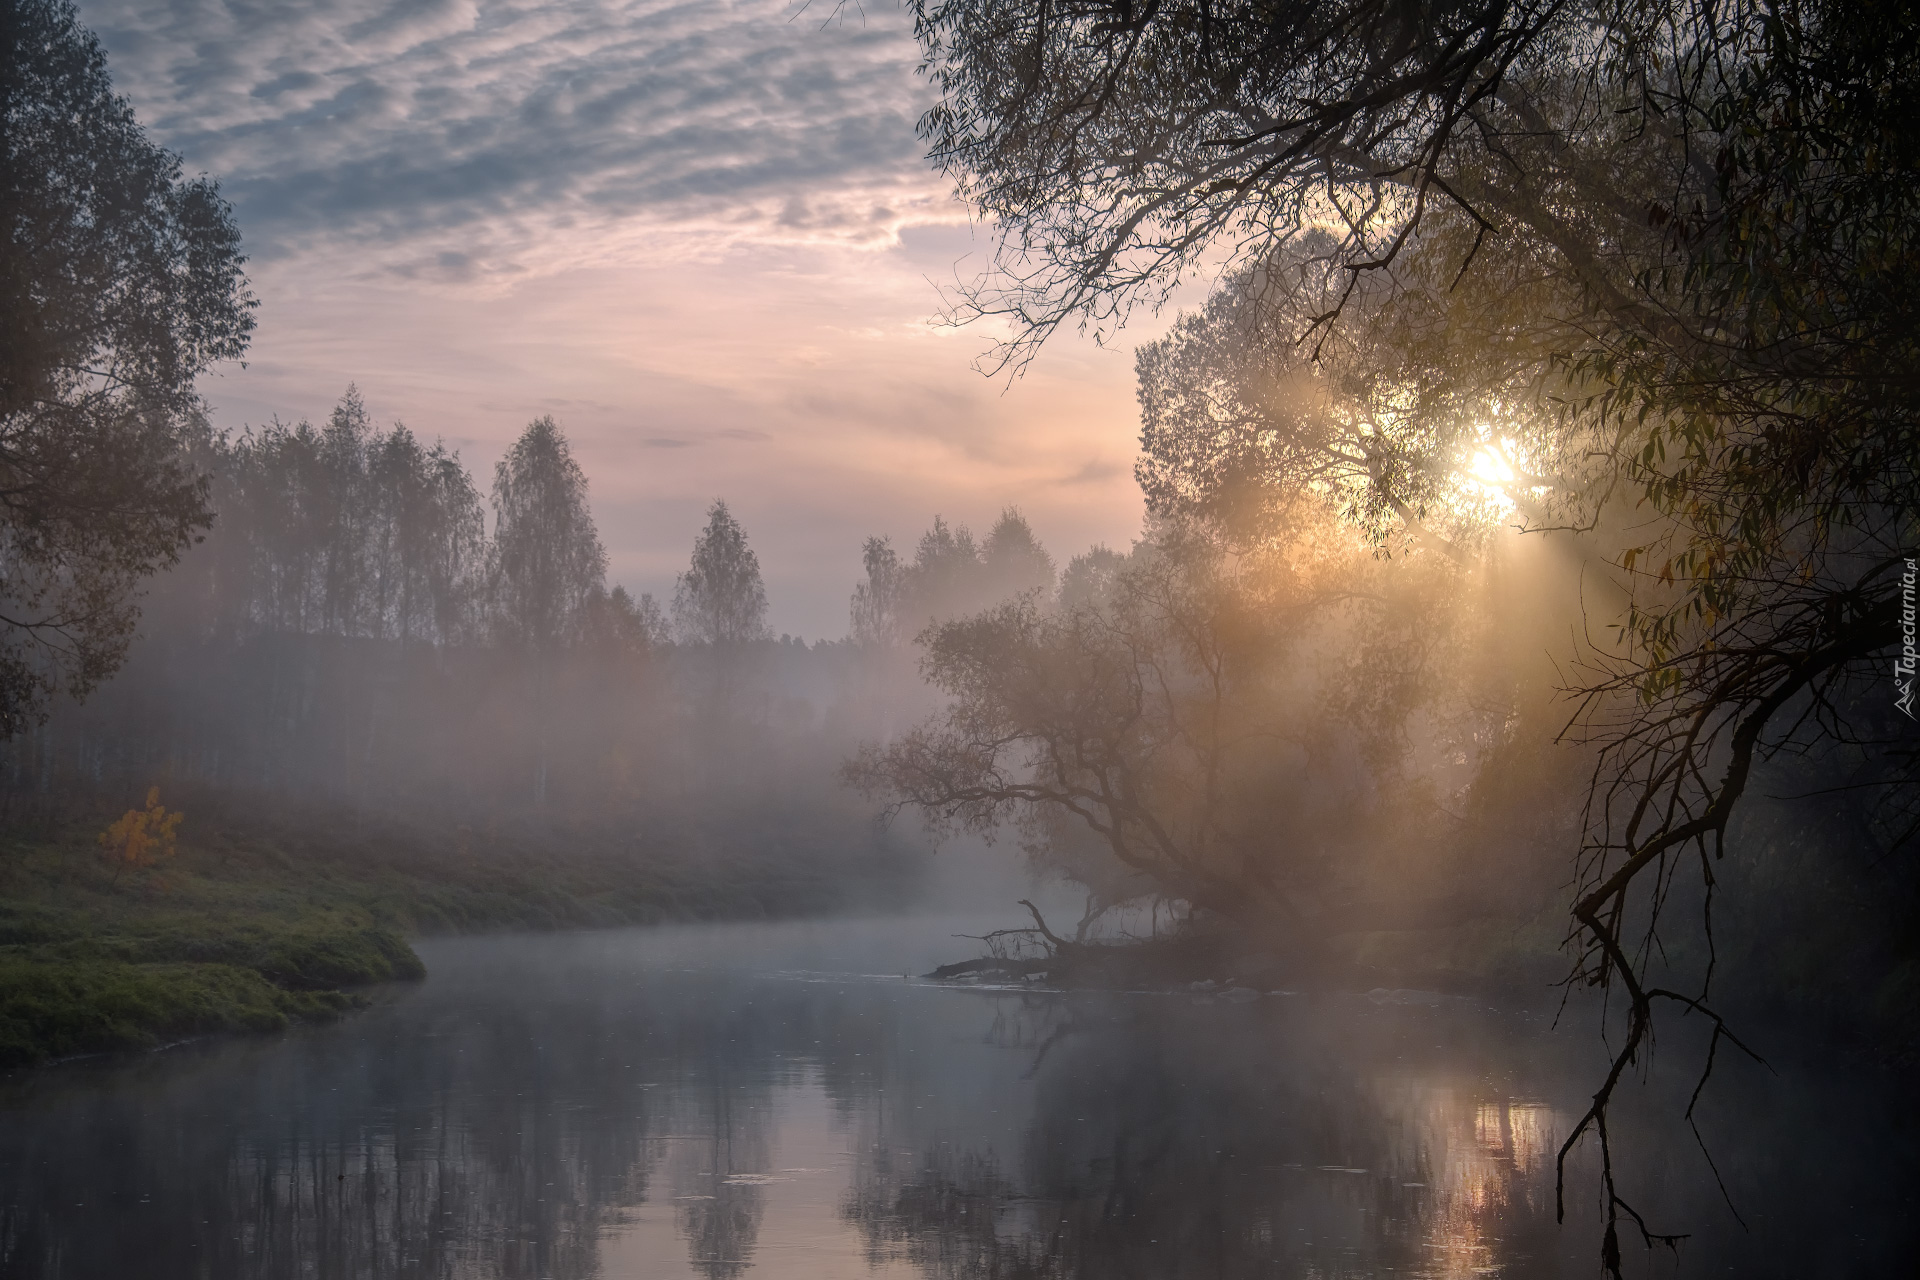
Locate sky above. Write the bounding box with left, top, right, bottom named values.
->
left=76, top=0, right=1174, bottom=640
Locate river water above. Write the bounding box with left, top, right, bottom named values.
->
left=0, top=916, right=1912, bottom=1278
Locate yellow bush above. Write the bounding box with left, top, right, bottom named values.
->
left=99, top=787, right=184, bottom=870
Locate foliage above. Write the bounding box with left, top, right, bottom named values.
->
left=849, top=510, right=1483, bottom=948
left=491, top=415, right=609, bottom=654
left=914, top=0, right=1918, bottom=688
left=581, top=583, right=669, bottom=655
left=2, top=388, right=920, bottom=899
left=673, top=500, right=771, bottom=646
left=97, top=786, right=183, bottom=871
left=191, top=388, right=491, bottom=643
left=912, top=3, right=1920, bottom=1265
left=848, top=508, right=1059, bottom=645
left=1133, top=241, right=1573, bottom=560
left=0, top=0, right=253, bottom=735
left=850, top=536, right=908, bottom=646
left=171, top=395, right=641, bottom=666
left=0, top=791, right=920, bottom=1067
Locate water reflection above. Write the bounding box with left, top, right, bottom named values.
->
left=0, top=920, right=1911, bottom=1279
left=839, top=992, right=1584, bottom=1279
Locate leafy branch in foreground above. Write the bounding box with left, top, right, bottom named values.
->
left=1, top=0, right=254, bottom=735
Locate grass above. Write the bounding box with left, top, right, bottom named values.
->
left=0, top=958, right=360, bottom=1065
left=0, top=799, right=915, bottom=1068
left=0, top=832, right=428, bottom=1067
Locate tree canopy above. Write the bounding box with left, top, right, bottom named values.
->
left=848, top=508, right=1060, bottom=646
left=0, top=0, right=254, bottom=734
left=491, top=416, right=608, bottom=655
left=911, top=1, right=1920, bottom=1266
left=673, top=501, right=771, bottom=647
left=209, top=388, right=488, bottom=645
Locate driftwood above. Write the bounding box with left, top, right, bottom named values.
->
left=924, top=900, right=1066, bottom=980
left=924, top=955, right=1052, bottom=981
left=925, top=899, right=1234, bottom=987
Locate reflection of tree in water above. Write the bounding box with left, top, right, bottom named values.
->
left=843, top=995, right=1577, bottom=1279
left=4, top=955, right=1912, bottom=1277
left=677, top=1184, right=762, bottom=1280
left=286, top=1001, right=678, bottom=1277
left=0, top=969, right=787, bottom=1280
left=846, top=1148, right=1060, bottom=1280
left=1403, top=1094, right=1561, bottom=1270
left=981, top=996, right=1078, bottom=1067
left=663, top=1062, right=774, bottom=1280
left=0, top=995, right=666, bottom=1279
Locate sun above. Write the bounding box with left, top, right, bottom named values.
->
left=1460, top=441, right=1519, bottom=513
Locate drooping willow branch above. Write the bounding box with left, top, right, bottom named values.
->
left=1553, top=574, right=1899, bottom=1277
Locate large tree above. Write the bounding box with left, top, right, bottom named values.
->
left=0, top=0, right=254, bottom=734
left=914, top=0, right=1917, bottom=653
left=849, top=510, right=1485, bottom=944
left=912, top=0, right=1919, bottom=1266
left=365, top=417, right=488, bottom=646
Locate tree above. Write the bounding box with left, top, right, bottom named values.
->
left=850, top=536, right=906, bottom=648
left=0, top=0, right=254, bottom=734
left=218, top=415, right=330, bottom=635
left=490, top=416, right=606, bottom=807
left=853, top=511, right=1061, bottom=639
left=367, top=422, right=487, bottom=646
left=580, top=584, right=668, bottom=656
left=211, top=388, right=486, bottom=646
left=490, top=416, right=607, bottom=654
left=673, top=501, right=770, bottom=647
left=1057, top=545, right=1125, bottom=610
left=914, top=4, right=1920, bottom=1266
left=314, top=388, right=375, bottom=636
left=850, top=514, right=1469, bottom=949
left=914, top=0, right=1917, bottom=646
left=980, top=507, right=1056, bottom=601
left=904, top=515, right=985, bottom=623
left=1131, top=248, right=1553, bottom=562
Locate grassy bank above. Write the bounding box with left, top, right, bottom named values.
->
left=0, top=800, right=917, bottom=1067
left=0, top=828, right=428, bottom=1067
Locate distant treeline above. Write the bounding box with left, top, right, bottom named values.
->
left=174, top=388, right=651, bottom=654
left=0, top=388, right=1078, bottom=899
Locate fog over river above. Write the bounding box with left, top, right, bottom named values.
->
left=1, top=916, right=1912, bottom=1279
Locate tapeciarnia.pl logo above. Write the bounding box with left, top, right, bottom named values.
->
left=1898, top=559, right=1917, bottom=718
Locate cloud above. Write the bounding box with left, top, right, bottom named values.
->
left=79, top=0, right=950, bottom=281
left=1060, top=458, right=1125, bottom=486
left=70, top=1, right=1156, bottom=640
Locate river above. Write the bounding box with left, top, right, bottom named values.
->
left=0, top=916, right=1912, bottom=1278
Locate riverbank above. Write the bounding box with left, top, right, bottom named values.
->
left=920, top=898, right=1920, bottom=1066
left=921, top=898, right=1571, bottom=1003
left=0, top=838, right=419, bottom=1066
left=0, top=801, right=916, bottom=1067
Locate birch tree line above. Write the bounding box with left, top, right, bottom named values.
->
left=195, top=388, right=662, bottom=657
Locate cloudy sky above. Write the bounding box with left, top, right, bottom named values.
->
left=78, top=0, right=1170, bottom=639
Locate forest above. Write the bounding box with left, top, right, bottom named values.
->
left=3, top=0, right=1917, bottom=1276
